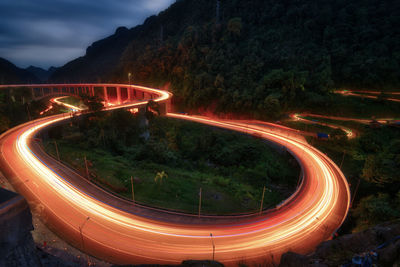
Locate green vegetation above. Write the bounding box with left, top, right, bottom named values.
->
left=307, top=94, right=400, bottom=119
left=58, top=96, right=85, bottom=109
left=0, top=88, right=55, bottom=134
left=44, top=110, right=299, bottom=214
left=301, top=116, right=366, bottom=133
left=51, top=0, right=400, bottom=120
left=116, top=0, right=400, bottom=118
left=309, top=125, right=400, bottom=232
left=281, top=121, right=338, bottom=135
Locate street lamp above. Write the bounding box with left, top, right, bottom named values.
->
left=210, top=233, right=215, bottom=261
left=128, top=72, right=132, bottom=85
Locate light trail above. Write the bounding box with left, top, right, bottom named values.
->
left=51, top=96, right=85, bottom=111
left=335, top=89, right=400, bottom=103
left=291, top=113, right=355, bottom=138
left=0, top=84, right=350, bottom=266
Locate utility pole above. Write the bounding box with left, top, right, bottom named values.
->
left=350, top=178, right=361, bottom=208
left=339, top=150, right=346, bottom=169
left=259, top=186, right=266, bottom=214
left=210, top=233, right=215, bottom=261
left=198, top=187, right=202, bottom=218
left=84, top=155, right=90, bottom=180
left=131, top=176, right=135, bottom=203
left=54, top=141, right=60, bottom=161
left=79, top=217, right=90, bottom=265
left=26, top=103, right=32, bottom=121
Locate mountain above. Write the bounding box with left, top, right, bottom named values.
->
left=50, top=26, right=139, bottom=82
left=0, top=58, right=39, bottom=84
left=50, top=0, right=400, bottom=116
left=25, top=66, right=57, bottom=82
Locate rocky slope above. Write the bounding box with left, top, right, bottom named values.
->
left=279, top=220, right=400, bottom=266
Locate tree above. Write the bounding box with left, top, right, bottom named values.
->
left=154, top=171, right=168, bottom=184
left=227, top=17, right=243, bottom=37
left=353, top=193, right=400, bottom=229
left=330, top=128, right=348, bottom=141
left=80, top=94, right=104, bottom=113
left=362, top=139, right=400, bottom=188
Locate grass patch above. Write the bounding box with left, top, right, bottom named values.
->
left=44, top=114, right=299, bottom=215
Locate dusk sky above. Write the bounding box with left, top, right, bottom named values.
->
left=0, top=0, right=175, bottom=69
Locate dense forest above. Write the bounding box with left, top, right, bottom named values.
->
left=51, top=0, right=400, bottom=118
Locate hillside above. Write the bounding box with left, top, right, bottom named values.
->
left=0, top=58, right=39, bottom=84
left=50, top=26, right=142, bottom=82
left=25, top=66, right=57, bottom=82
left=50, top=0, right=400, bottom=117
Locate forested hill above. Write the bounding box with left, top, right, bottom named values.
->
left=0, top=58, right=39, bottom=84
left=51, top=0, right=400, bottom=117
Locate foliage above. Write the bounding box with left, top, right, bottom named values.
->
left=80, top=93, right=104, bottom=113
left=154, top=171, right=168, bottom=184
left=0, top=88, right=48, bottom=134
left=110, top=0, right=399, bottom=118
left=50, top=0, right=400, bottom=119
left=361, top=137, right=400, bottom=189
left=353, top=193, right=400, bottom=231
left=311, top=124, right=400, bottom=232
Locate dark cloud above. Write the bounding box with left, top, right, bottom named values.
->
left=0, top=0, right=175, bottom=69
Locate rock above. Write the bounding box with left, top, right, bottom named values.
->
left=112, top=260, right=223, bottom=267
left=279, top=252, right=309, bottom=267
left=0, top=188, right=41, bottom=267
left=182, top=260, right=224, bottom=267
left=377, top=239, right=400, bottom=266
left=278, top=220, right=400, bottom=267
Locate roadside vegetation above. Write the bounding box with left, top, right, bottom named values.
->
left=0, top=88, right=62, bottom=134
left=44, top=110, right=299, bottom=214
left=308, top=124, right=400, bottom=233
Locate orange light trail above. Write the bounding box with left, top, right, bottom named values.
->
left=0, top=84, right=350, bottom=266
left=291, top=113, right=355, bottom=138
left=51, top=96, right=85, bottom=111
left=335, top=89, right=400, bottom=103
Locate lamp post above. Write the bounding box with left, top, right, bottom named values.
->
left=210, top=233, right=215, bottom=261
left=259, top=186, right=266, bottom=215
left=128, top=72, right=132, bottom=85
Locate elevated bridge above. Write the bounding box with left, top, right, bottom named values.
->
left=0, top=83, right=171, bottom=115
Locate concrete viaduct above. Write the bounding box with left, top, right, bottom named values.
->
left=0, top=83, right=171, bottom=115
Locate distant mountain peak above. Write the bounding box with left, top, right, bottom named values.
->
left=25, top=65, right=57, bottom=82
left=0, top=57, right=39, bottom=84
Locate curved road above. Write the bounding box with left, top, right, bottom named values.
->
left=0, top=84, right=350, bottom=266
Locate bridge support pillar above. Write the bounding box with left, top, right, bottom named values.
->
left=127, top=86, right=131, bottom=102
left=117, top=87, right=121, bottom=104
left=103, top=87, right=108, bottom=103
left=88, top=86, right=94, bottom=97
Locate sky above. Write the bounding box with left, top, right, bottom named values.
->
left=0, top=0, right=175, bottom=69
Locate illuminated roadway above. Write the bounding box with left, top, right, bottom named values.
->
left=290, top=113, right=356, bottom=138
left=0, top=84, right=350, bottom=265
left=335, top=89, right=400, bottom=103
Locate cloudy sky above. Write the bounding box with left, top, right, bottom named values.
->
left=0, top=0, right=175, bottom=69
